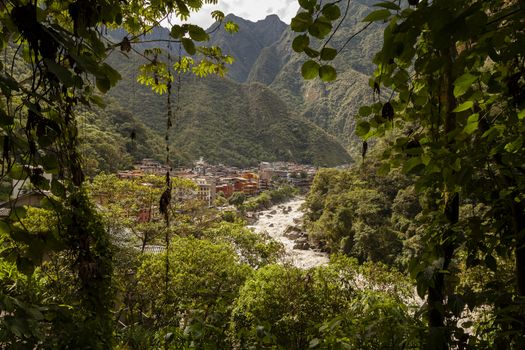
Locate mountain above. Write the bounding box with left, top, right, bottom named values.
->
left=103, top=46, right=352, bottom=167
left=78, top=98, right=169, bottom=176
left=206, top=14, right=288, bottom=83
left=95, top=10, right=392, bottom=168
left=109, top=14, right=287, bottom=83
left=222, top=0, right=384, bottom=147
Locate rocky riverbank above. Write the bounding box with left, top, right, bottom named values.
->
left=247, top=198, right=329, bottom=269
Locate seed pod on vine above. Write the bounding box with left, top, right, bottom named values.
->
left=362, top=141, right=368, bottom=160
left=373, top=82, right=381, bottom=95
left=120, top=37, right=131, bottom=52
left=382, top=102, right=394, bottom=121
left=3, top=136, right=10, bottom=162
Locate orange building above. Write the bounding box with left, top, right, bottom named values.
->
left=216, top=183, right=234, bottom=198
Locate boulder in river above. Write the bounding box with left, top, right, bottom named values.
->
left=270, top=210, right=277, bottom=215
left=284, top=225, right=304, bottom=240
left=293, top=241, right=310, bottom=250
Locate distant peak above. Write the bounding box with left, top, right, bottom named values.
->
left=224, top=13, right=244, bottom=21
left=222, top=13, right=284, bottom=25
left=264, top=14, right=281, bottom=21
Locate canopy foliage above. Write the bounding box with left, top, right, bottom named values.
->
left=291, top=0, right=525, bottom=348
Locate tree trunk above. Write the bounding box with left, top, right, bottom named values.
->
left=512, top=201, right=525, bottom=296
left=427, top=45, right=458, bottom=350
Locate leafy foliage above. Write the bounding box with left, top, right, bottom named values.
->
left=293, top=0, right=525, bottom=348
left=134, top=237, right=252, bottom=348
left=0, top=0, right=241, bottom=347
left=304, top=148, right=414, bottom=267
left=230, top=256, right=422, bottom=349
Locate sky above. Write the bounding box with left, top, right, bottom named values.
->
left=182, top=0, right=300, bottom=28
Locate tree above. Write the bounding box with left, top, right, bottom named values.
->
left=230, top=256, right=421, bottom=349
left=0, top=0, right=237, bottom=346
left=133, top=237, right=252, bottom=348
left=292, top=0, right=525, bottom=348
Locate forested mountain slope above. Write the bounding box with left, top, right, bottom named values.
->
left=246, top=0, right=384, bottom=146
left=104, top=49, right=351, bottom=167
left=206, top=14, right=288, bottom=82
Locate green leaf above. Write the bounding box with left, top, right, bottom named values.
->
left=304, top=47, right=320, bottom=58
left=301, top=60, right=320, bottom=80
left=188, top=25, right=209, bottom=41
left=355, top=121, right=370, bottom=137
left=51, top=179, right=66, bottom=197
left=378, top=162, right=391, bottom=176
left=518, top=109, right=525, bottom=120
left=0, top=73, right=20, bottom=93
left=0, top=220, right=10, bottom=235
left=292, top=35, right=310, bottom=53
left=41, top=154, right=59, bottom=172
left=416, top=278, right=427, bottom=299
left=403, top=157, right=422, bottom=173
left=319, top=65, right=337, bottom=82
left=358, top=106, right=372, bottom=117
left=309, top=338, right=320, bottom=348
left=309, top=16, right=332, bottom=38
left=89, top=95, right=106, bottom=108
left=9, top=164, right=27, bottom=180
left=96, top=76, right=111, bottom=93
left=170, top=25, right=185, bottom=39
left=320, top=47, right=337, bottom=61
left=454, top=73, right=477, bottom=97
left=100, top=63, right=122, bottom=86
left=44, top=59, right=75, bottom=87
left=322, top=4, right=341, bottom=20
left=299, top=0, right=316, bottom=11
left=182, top=38, right=196, bottom=55
left=463, top=113, right=479, bottom=135
left=211, top=10, right=224, bottom=21
left=504, top=137, right=523, bottom=153
left=453, top=100, right=474, bottom=112
left=291, top=12, right=313, bottom=32
left=374, top=1, right=401, bottom=10
left=363, top=9, right=391, bottom=22
left=451, top=158, right=461, bottom=172
left=224, top=21, right=239, bottom=33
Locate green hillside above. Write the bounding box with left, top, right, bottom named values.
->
left=103, top=48, right=351, bottom=167
left=206, top=14, right=288, bottom=83
left=246, top=0, right=384, bottom=147
left=78, top=100, right=171, bottom=176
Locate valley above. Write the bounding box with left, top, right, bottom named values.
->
left=1, top=0, right=523, bottom=349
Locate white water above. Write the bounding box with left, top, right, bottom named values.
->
left=247, top=198, right=329, bottom=269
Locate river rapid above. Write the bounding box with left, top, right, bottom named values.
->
left=247, top=198, right=329, bottom=269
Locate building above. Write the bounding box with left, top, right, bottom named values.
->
left=216, top=183, right=234, bottom=198
left=135, top=158, right=170, bottom=175
left=194, top=178, right=216, bottom=206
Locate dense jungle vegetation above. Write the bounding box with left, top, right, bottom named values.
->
left=1, top=0, right=524, bottom=349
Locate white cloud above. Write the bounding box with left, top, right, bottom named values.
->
left=169, top=0, right=300, bottom=28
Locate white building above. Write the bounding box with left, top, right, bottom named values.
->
left=194, top=178, right=216, bottom=207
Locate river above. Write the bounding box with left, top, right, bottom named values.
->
left=247, top=198, right=329, bottom=269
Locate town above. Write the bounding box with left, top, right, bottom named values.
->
left=117, top=158, right=319, bottom=206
